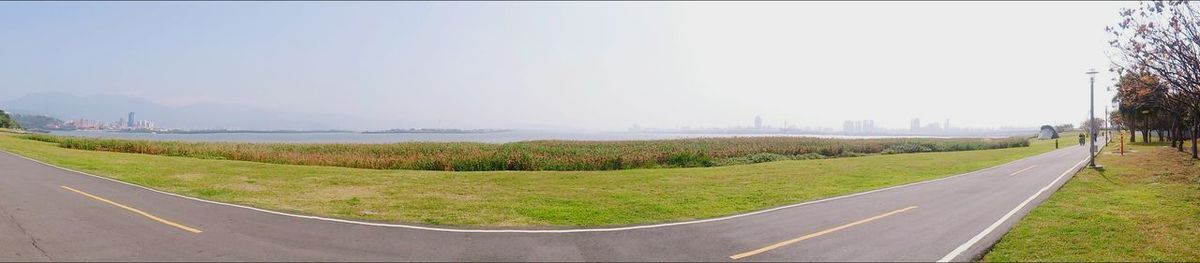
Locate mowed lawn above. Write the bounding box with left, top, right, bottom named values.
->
left=985, top=140, right=1200, bottom=261
left=0, top=133, right=1069, bottom=227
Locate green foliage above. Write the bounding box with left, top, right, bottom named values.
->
left=22, top=134, right=60, bottom=143
left=746, top=152, right=792, bottom=163
left=880, top=138, right=1030, bottom=154
left=11, top=114, right=64, bottom=130
left=664, top=152, right=714, bottom=167
left=713, top=152, right=829, bottom=166
left=0, top=110, right=19, bottom=129
left=22, top=135, right=1032, bottom=171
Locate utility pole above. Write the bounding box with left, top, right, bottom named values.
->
left=1087, top=69, right=1099, bottom=168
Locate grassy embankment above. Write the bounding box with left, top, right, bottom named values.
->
left=0, top=134, right=1067, bottom=227
left=21, top=134, right=1028, bottom=171
left=985, top=139, right=1200, bottom=261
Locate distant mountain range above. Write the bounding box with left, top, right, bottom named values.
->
left=0, top=92, right=350, bottom=130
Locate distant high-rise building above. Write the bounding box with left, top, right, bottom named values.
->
left=862, top=120, right=875, bottom=133
left=127, top=112, right=135, bottom=128
left=944, top=119, right=950, bottom=130
left=844, top=120, right=870, bottom=134
left=925, top=122, right=942, bottom=131
left=754, top=116, right=763, bottom=129
left=910, top=118, right=921, bottom=131
left=135, top=120, right=154, bottom=129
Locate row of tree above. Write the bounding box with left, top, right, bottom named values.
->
left=1108, top=0, right=1200, bottom=159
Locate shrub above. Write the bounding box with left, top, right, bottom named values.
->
left=746, top=153, right=791, bottom=163
left=664, top=152, right=714, bottom=167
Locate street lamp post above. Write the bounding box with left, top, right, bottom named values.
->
left=1087, top=69, right=1099, bottom=168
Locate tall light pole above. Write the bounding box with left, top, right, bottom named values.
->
left=1087, top=69, right=1099, bottom=167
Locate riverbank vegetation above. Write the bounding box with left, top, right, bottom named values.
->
left=0, top=110, right=19, bottom=129
left=20, top=134, right=1029, bottom=171
left=0, top=133, right=1064, bottom=226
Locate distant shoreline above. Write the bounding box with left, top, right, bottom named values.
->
left=116, top=129, right=356, bottom=135
left=361, top=128, right=513, bottom=134
left=107, top=128, right=516, bottom=135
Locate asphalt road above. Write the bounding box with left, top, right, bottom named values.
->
left=0, top=139, right=1102, bottom=262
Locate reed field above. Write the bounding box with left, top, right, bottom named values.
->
left=21, top=134, right=1029, bottom=171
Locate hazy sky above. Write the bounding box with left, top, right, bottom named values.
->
left=0, top=1, right=1129, bottom=131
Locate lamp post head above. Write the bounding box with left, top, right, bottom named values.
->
left=1086, top=69, right=1099, bottom=75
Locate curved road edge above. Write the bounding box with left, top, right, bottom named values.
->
left=0, top=147, right=1048, bottom=234
left=953, top=137, right=1108, bottom=262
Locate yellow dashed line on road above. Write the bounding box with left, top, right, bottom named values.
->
left=61, top=186, right=202, bottom=234
left=729, top=206, right=917, bottom=260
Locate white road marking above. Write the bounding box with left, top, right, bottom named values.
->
left=1008, top=165, right=1036, bottom=176
left=936, top=157, right=1088, bottom=262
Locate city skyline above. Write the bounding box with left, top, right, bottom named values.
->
left=56, top=111, right=157, bottom=131
left=632, top=115, right=1042, bottom=135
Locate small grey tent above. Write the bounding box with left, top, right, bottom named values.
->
left=1038, top=125, right=1059, bottom=139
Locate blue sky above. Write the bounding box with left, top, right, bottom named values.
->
left=0, top=2, right=1129, bottom=130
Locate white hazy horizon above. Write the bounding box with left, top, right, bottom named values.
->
left=0, top=2, right=1128, bottom=131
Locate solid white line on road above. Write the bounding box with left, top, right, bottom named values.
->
left=936, top=157, right=1087, bottom=262
left=1008, top=165, right=1036, bottom=176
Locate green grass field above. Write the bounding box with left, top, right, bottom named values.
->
left=0, top=133, right=1069, bottom=227
left=984, top=140, right=1200, bottom=261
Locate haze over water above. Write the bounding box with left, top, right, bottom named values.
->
left=0, top=2, right=1127, bottom=131
left=47, top=130, right=960, bottom=144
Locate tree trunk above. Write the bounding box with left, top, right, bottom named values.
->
left=1192, top=125, right=1198, bottom=159
left=1185, top=120, right=1195, bottom=159
left=1176, top=125, right=1184, bottom=151
left=1185, top=126, right=1191, bottom=152
left=1131, top=128, right=1137, bottom=142
left=1169, top=124, right=1177, bottom=147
